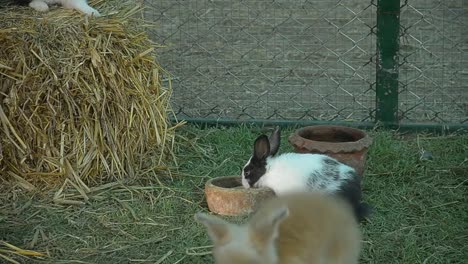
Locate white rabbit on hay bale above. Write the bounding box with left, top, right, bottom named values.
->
left=11, top=0, right=100, bottom=16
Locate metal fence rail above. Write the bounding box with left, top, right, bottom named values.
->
left=144, top=0, right=467, bottom=129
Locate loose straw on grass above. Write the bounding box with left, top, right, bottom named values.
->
left=0, top=241, right=46, bottom=264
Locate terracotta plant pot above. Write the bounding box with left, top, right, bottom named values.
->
left=204, top=176, right=275, bottom=216
left=288, top=125, right=373, bottom=177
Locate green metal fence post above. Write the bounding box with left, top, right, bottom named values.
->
left=376, top=0, right=401, bottom=127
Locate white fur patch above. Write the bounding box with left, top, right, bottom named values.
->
left=29, top=0, right=100, bottom=16
left=257, top=153, right=355, bottom=195
left=29, top=0, right=49, bottom=12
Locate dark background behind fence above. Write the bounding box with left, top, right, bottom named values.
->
left=144, top=0, right=467, bottom=126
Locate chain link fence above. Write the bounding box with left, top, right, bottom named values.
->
left=398, top=0, right=467, bottom=124
left=144, top=0, right=467, bottom=126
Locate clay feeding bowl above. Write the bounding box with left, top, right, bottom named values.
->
left=288, top=125, right=373, bottom=177
left=204, top=176, right=275, bottom=216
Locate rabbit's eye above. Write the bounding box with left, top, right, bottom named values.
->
left=244, top=171, right=250, bottom=177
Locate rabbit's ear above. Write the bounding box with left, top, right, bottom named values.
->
left=268, top=126, right=281, bottom=156
left=251, top=206, right=289, bottom=247
left=253, top=135, right=270, bottom=161
left=195, top=213, right=232, bottom=245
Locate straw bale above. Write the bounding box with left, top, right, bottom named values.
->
left=0, top=1, right=181, bottom=189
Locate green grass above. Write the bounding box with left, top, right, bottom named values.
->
left=1, top=125, right=467, bottom=263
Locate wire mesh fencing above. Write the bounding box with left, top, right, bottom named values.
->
left=398, top=0, right=467, bottom=125
left=144, top=0, right=467, bottom=126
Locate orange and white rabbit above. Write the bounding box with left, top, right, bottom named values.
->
left=195, top=192, right=361, bottom=264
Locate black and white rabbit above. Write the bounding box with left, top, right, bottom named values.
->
left=241, top=126, right=370, bottom=221
left=10, top=0, right=100, bottom=16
